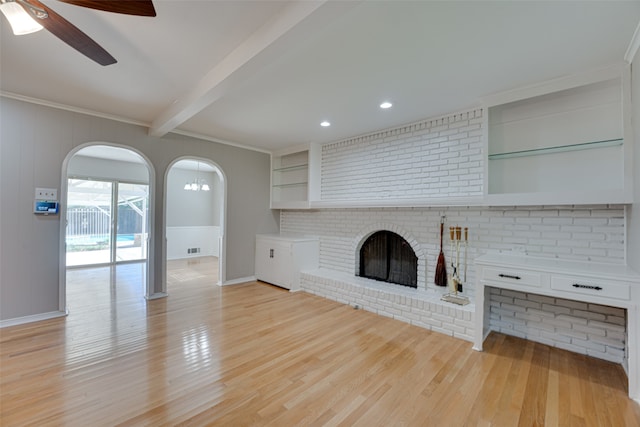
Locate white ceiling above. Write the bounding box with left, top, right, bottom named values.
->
left=2, top=1, right=639, bottom=154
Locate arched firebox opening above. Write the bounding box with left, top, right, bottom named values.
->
left=359, top=230, right=418, bottom=288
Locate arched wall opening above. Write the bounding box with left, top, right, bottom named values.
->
left=163, top=157, right=226, bottom=292
left=59, top=143, right=156, bottom=311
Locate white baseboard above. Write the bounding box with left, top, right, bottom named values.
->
left=221, top=276, right=255, bottom=286
left=0, top=310, right=68, bottom=328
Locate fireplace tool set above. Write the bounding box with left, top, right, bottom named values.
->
left=441, top=224, right=470, bottom=306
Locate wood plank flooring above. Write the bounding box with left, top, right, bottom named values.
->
left=1, top=258, right=639, bottom=426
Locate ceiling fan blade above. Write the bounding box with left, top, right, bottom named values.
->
left=19, top=0, right=117, bottom=65
left=56, top=0, right=156, bottom=17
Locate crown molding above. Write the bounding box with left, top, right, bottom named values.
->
left=1, top=91, right=147, bottom=127
left=169, top=128, right=271, bottom=154
left=0, top=91, right=270, bottom=154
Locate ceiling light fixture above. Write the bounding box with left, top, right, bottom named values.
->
left=380, top=102, right=393, bottom=109
left=320, top=121, right=331, bottom=127
left=0, top=0, right=44, bottom=35
left=183, top=161, right=210, bottom=192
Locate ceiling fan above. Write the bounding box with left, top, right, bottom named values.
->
left=0, top=0, right=156, bottom=66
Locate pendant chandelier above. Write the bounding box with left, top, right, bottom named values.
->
left=183, top=161, right=210, bottom=192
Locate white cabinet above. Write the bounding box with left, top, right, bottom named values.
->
left=484, top=65, right=633, bottom=205
left=473, top=253, right=640, bottom=401
left=255, top=234, right=319, bottom=291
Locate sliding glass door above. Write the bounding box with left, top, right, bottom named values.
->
left=66, top=179, right=148, bottom=267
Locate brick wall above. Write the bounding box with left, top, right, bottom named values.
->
left=321, top=109, right=484, bottom=200
left=489, top=288, right=626, bottom=363
left=282, top=205, right=626, bottom=298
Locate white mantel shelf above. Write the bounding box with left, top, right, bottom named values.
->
left=308, top=196, right=486, bottom=209
left=473, top=253, right=640, bottom=403
left=302, top=193, right=630, bottom=209
left=484, top=189, right=633, bottom=207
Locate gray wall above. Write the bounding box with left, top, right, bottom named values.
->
left=0, top=97, right=279, bottom=321
left=166, top=168, right=220, bottom=227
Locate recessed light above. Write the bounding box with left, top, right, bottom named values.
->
left=380, top=102, right=393, bottom=109
left=320, top=121, right=331, bottom=127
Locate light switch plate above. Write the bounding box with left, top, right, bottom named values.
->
left=35, top=187, right=58, bottom=201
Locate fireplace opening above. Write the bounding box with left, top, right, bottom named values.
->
left=359, top=231, right=417, bottom=288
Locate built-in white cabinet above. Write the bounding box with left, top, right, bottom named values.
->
left=270, top=145, right=320, bottom=209
left=485, top=65, right=633, bottom=205
left=255, top=234, right=319, bottom=291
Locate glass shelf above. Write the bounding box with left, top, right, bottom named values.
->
left=273, top=164, right=308, bottom=172
left=488, top=138, right=623, bottom=160
left=273, top=182, right=308, bottom=188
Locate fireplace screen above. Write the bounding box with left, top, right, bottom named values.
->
left=359, top=231, right=417, bottom=288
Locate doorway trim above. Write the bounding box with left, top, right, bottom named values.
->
left=59, top=142, right=156, bottom=313
left=163, top=156, right=227, bottom=294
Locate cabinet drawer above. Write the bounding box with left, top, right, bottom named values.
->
left=551, top=276, right=630, bottom=301
left=482, top=267, right=542, bottom=288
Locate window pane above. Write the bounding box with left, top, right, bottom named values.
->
left=116, top=183, right=149, bottom=262
left=66, top=179, right=113, bottom=266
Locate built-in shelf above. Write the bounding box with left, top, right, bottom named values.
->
left=273, top=164, right=308, bottom=172
left=488, top=138, right=623, bottom=160
left=485, top=65, right=632, bottom=205
left=273, top=182, right=308, bottom=188
left=309, top=196, right=486, bottom=209
left=271, top=147, right=311, bottom=209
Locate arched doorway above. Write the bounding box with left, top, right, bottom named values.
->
left=59, top=144, right=155, bottom=311
left=164, top=158, right=226, bottom=291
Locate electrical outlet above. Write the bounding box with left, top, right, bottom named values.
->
left=35, top=187, right=57, bottom=201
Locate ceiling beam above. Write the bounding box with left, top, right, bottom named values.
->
left=148, top=0, right=329, bottom=138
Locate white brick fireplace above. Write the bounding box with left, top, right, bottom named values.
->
left=285, top=204, right=628, bottom=361
left=279, top=108, right=630, bottom=365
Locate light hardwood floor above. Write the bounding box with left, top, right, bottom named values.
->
left=1, top=258, right=639, bottom=426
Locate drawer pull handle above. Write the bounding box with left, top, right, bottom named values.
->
left=572, top=283, right=602, bottom=291
left=269, top=249, right=274, bottom=258
left=498, top=274, right=521, bottom=280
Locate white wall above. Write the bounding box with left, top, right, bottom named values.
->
left=629, top=38, right=640, bottom=401
left=630, top=53, right=640, bottom=273
left=166, top=226, right=220, bottom=259
left=0, top=97, right=279, bottom=322
left=166, top=168, right=219, bottom=227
